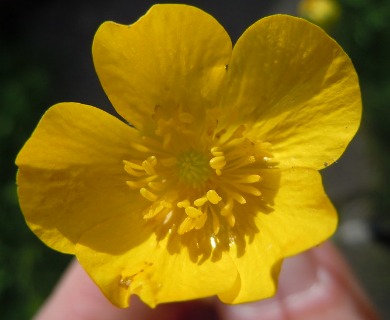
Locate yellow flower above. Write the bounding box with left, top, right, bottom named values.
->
left=298, top=0, right=342, bottom=29
left=16, top=4, right=361, bottom=308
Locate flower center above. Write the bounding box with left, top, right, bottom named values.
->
left=123, top=110, right=278, bottom=255
left=177, top=150, right=211, bottom=186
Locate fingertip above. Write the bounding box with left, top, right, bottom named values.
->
left=34, top=259, right=219, bottom=320
left=218, top=242, right=380, bottom=320
left=34, top=259, right=134, bottom=320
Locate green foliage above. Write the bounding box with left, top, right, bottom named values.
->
left=336, top=0, right=390, bottom=134
left=335, top=0, right=390, bottom=230
left=0, top=38, right=70, bottom=319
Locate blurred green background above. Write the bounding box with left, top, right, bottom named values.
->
left=1, top=0, right=389, bottom=318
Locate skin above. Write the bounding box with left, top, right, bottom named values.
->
left=34, top=242, right=379, bottom=320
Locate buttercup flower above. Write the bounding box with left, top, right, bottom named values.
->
left=16, top=4, right=361, bottom=308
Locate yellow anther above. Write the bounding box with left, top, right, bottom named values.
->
left=194, top=213, right=207, bottom=230
left=230, top=192, right=246, bottom=204
left=210, top=146, right=222, bottom=153
left=238, top=174, right=261, bottom=183
left=148, top=181, right=164, bottom=190
left=194, top=197, right=208, bottom=207
left=123, top=160, right=144, bottom=170
left=147, top=156, right=157, bottom=166
left=126, top=181, right=144, bottom=189
left=235, top=184, right=261, bottom=196
left=128, top=141, right=151, bottom=153
left=185, top=206, right=203, bottom=218
left=178, top=217, right=195, bottom=235
left=210, top=146, right=224, bottom=157
left=206, top=190, right=222, bottom=204
left=142, top=159, right=156, bottom=175
left=178, top=112, right=194, bottom=124
left=123, top=160, right=144, bottom=177
left=210, top=156, right=226, bottom=170
left=126, top=176, right=156, bottom=189
left=140, top=188, right=158, bottom=202
left=177, top=200, right=190, bottom=208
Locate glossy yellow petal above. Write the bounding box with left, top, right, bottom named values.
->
left=220, top=168, right=336, bottom=303
left=221, top=15, right=361, bottom=170
left=218, top=230, right=283, bottom=304
left=260, top=168, right=337, bottom=255
left=16, top=103, right=146, bottom=253
left=76, top=214, right=237, bottom=308
left=93, top=4, right=231, bottom=132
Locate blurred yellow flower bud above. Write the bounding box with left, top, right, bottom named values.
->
left=298, top=0, right=341, bottom=30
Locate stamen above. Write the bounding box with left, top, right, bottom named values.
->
left=123, top=160, right=144, bottom=171
left=126, top=176, right=156, bottom=189
left=185, top=206, right=203, bottom=218
left=206, top=190, right=222, bottom=204
left=210, top=156, right=226, bottom=170
left=232, top=184, right=262, bottom=196
left=194, top=213, right=207, bottom=230
left=177, top=200, right=190, bottom=208
left=228, top=155, right=256, bottom=170
left=123, top=165, right=145, bottom=177
left=211, top=146, right=224, bottom=157
left=178, top=217, right=195, bottom=235
left=129, top=141, right=151, bottom=153
left=194, top=197, right=208, bottom=207
left=229, top=191, right=247, bottom=204
left=148, top=181, right=165, bottom=190
left=142, top=160, right=156, bottom=175
left=235, top=174, right=262, bottom=183
left=140, top=188, right=159, bottom=202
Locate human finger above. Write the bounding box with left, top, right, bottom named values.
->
left=218, top=242, right=379, bottom=320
